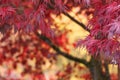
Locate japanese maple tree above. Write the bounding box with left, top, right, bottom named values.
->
left=78, top=0, right=120, bottom=64
left=0, top=0, right=120, bottom=80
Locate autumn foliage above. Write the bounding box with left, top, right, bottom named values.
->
left=78, top=0, right=120, bottom=65
left=0, top=0, right=120, bottom=80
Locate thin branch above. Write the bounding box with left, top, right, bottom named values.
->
left=46, top=1, right=90, bottom=32
left=63, top=12, right=90, bottom=32
left=36, top=32, right=89, bottom=67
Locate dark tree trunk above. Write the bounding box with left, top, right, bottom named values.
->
left=104, top=63, right=111, bottom=80
left=88, top=57, right=111, bottom=80
left=89, top=58, right=104, bottom=80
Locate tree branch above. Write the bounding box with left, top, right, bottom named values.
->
left=46, top=1, right=90, bottom=32
left=36, top=32, right=89, bottom=67
left=63, top=12, right=90, bottom=32
left=33, top=0, right=90, bottom=67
